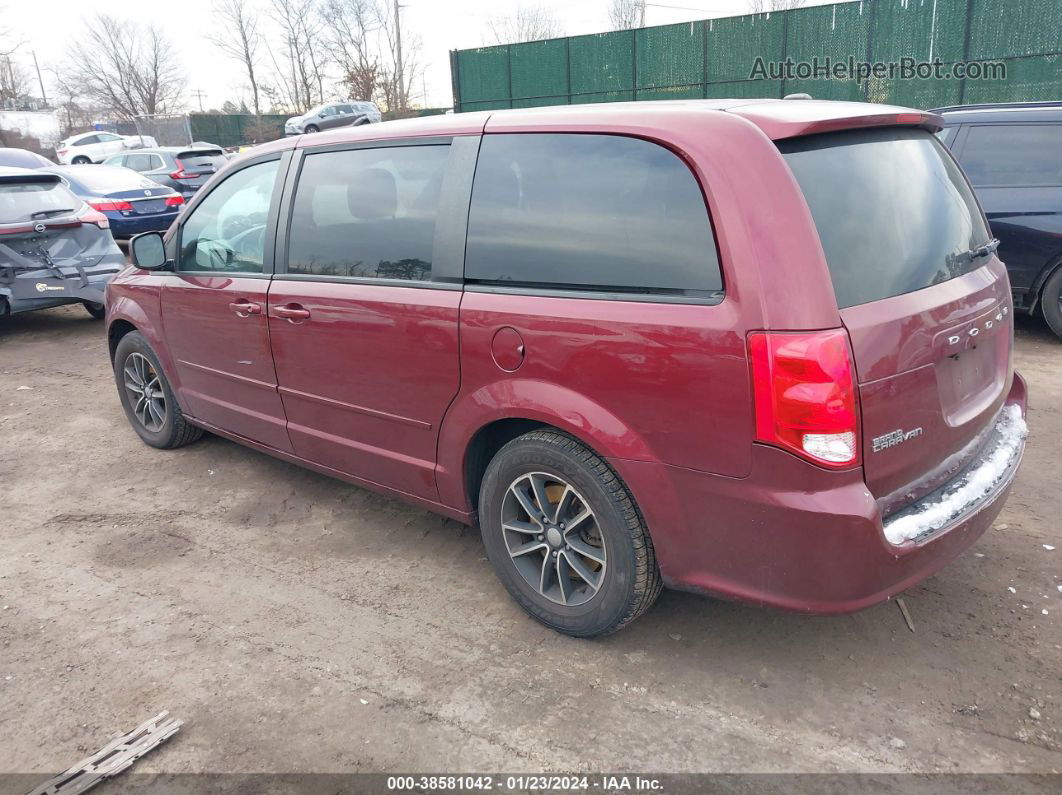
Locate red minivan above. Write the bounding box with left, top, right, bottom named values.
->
left=108, top=100, right=1028, bottom=637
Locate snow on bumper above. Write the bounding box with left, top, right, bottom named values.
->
left=883, top=404, right=1028, bottom=546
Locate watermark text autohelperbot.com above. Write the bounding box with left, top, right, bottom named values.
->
left=750, top=56, right=1006, bottom=82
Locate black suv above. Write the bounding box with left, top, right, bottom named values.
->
left=933, top=102, right=1062, bottom=339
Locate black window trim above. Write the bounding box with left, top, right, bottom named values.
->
left=169, top=149, right=291, bottom=280
left=460, top=131, right=727, bottom=306
left=273, top=135, right=466, bottom=289
left=956, top=122, right=1062, bottom=189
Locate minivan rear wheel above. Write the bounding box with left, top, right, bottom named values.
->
left=113, top=331, right=203, bottom=449
left=478, top=429, right=662, bottom=637
left=1041, top=266, right=1062, bottom=340
left=72, top=156, right=91, bottom=165
left=82, top=301, right=105, bottom=320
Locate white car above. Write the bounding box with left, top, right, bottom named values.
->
left=55, top=132, right=159, bottom=165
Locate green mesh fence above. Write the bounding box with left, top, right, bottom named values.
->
left=451, top=0, right=1062, bottom=112
left=189, top=114, right=288, bottom=148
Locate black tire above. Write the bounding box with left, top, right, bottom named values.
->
left=304, top=124, right=320, bottom=134
left=1041, top=265, right=1062, bottom=340
left=113, top=331, right=203, bottom=449
left=72, top=156, right=91, bottom=165
left=479, top=429, right=663, bottom=637
left=82, top=301, right=105, bottom=320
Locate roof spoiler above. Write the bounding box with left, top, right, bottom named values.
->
left=0, top=171, right=61, bottom=185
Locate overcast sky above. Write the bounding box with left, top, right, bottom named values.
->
left=3, top=0, right=839, bottom=112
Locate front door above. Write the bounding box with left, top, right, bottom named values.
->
left=267, top=141, right=462, bottom=499
left=160, top=156, right=293, bottom=452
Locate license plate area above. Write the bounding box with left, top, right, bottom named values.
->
left=132, top=199, right=166, bottom=214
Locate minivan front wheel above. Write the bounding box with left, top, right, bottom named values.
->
left=479, top=430, right=662, bottom=637
left=1041, top=266, right=1062, bottom=340
left=113, top=331, right=203, bottom=449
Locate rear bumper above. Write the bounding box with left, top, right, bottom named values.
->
left=107, top=212, right=180, bottom=239
left=612, top=373, right=1028, bottom=614
left=1, top=266, right=121, bottom=311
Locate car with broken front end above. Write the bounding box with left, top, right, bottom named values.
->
left=106, top=100, right=1027, bottom=637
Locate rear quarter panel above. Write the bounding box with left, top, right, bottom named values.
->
left=436, top=108, right=845, bottom=513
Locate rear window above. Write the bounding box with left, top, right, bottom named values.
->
left=0, top=180, right=81, bottom=223
left=465, top=134, right=722, bottom=298
left=958, top=124, right=1062, bottom=187
left=176, top=151, right=227, bottom=172
left=779, top=127, right=991, bottom=309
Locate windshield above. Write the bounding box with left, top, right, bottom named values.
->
left=778, top=127, right=991, bottom=308
left=0, top=181, right=81, bottom=223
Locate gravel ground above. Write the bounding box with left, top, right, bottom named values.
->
left=0, top=306, right=1060, bottom=780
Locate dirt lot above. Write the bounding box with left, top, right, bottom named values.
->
left=1, top=306, right=1060, bottom=780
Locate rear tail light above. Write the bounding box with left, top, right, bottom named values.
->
left=88, top=199, right=133, bottom=212
left=164, top=195, right=184, bottom=206
left=169, top=159, right=200, bottom=179
left=57, top=148, right=68, bottom=157
left=748, top=329, right=860, bottom=468
left=79, top=207, right=110, bottom=229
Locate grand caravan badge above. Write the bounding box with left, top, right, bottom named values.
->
left=872, top=427, right=924, bottom=453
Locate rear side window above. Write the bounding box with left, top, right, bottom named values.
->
left=124, top=153, right=159, bottom=172
left=0, top=180, right=81, bottom=223
left=286, top=145, right=449, bottom=281
left=958, top=124, right=1062, bottom=186
left=464, top=134, right=722, bottom=298
left=779, top=128, right=991, bottom=309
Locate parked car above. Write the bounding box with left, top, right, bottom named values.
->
left=56, top=131, right=158, bottom=165
left=102, top=147, right=229, bottom=198
left=932, top=101, right=1062, bottom=339
left=0, top=167, right=124, bottom=320
left=284, top=101, right=381, bottom=135
left=0, top=147, right=54, bottom=168
left=42, top=165, right=184, bottom=240
left=109, top=101, right=1027, bottom=636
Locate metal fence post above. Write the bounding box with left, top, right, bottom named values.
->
left=959, top=0, right=975, bottom=104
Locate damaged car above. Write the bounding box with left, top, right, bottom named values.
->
left=0, top=167, right=125, bottom=320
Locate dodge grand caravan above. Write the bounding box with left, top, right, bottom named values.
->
left=107, top=100, right=1028, bottom=637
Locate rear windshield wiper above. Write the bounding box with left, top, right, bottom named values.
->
left=30, top=208, right=75, bottom=220
left=954, top=238, right=1000, bottom=265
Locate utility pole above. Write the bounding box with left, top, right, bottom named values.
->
left=394, top=0, right=405, bottom=112
left=192, top=89, right=206, bottom=112
left=31, top=51, right=47, bottom=106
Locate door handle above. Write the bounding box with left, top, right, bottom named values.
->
left=273, top=304, right=311, bottom=321
left=229, top=300, right=262, bottom=317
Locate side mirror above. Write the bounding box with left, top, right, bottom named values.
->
left=130, top=231, right=168, bottom=270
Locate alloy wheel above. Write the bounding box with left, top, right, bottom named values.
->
left=123, top=352, right=167, bottom=432
left=501, top=472, right=606, bottom=606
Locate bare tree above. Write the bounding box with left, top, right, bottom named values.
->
left=270, top=0, right=325, bottom=113
left=607, top=0, right=644, bottom=30
left=0, top=56, right=30, bottom=103
left=748, top=0, right=807, bottom=11
left=210, top=0, right=263, bottom=117
left=63, top=15, right=185, bottom=119
left=487, top=3, right=564, bottom=45
left=320, top=0, right=380, bottom=102
left=0, top=4, right=25, bottom=58
left=373, top=1, right=420, bottom=114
